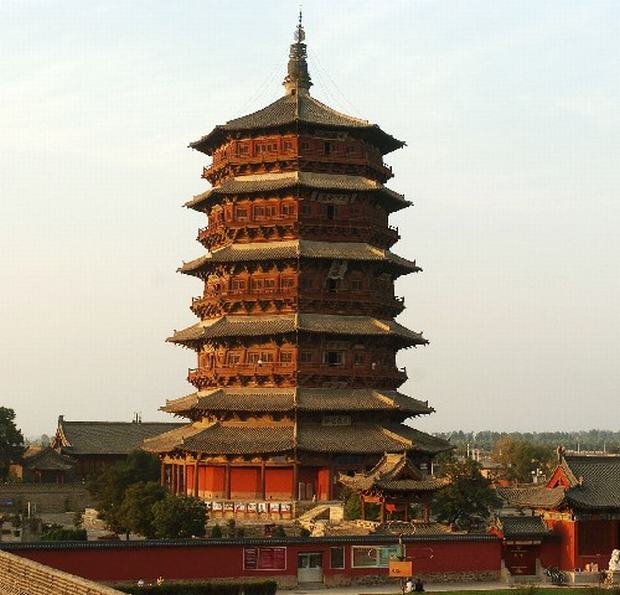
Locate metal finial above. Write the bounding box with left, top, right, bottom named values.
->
left=295, top=9, right=305, bottom=43
left=284, top=8, right=312, bottom=94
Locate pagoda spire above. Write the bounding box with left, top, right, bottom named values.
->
left=283, top=11, right=312, bottom=95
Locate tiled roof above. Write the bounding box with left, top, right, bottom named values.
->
left=141, top=424, right=208, bottom=453
left=378, top=479, right=450, bottom=492
left=142, top=422, right=294, bottom=455
left=338, top=452, right=448, bottom=493
left=496, top=455, right=620, bottom=512
left=168, top=314, right=427, bottom=347
left=163, top=388, right=294, bottom=414
left=496, top=485, right=566, bottom=509
left=498, top=515, right=549, bottom=539
left=179, top=240, right=419, bottom=276
left=563, top=455, right=620, bottom=510
left=23, top=447, right=74, bottom=472
left=185, top=172, right=409, bottom=212
left=297, top=389, right=433, bottom=415
left=190, top=94, right=404, bottom=155
left=56, top=420, right=186, bottom=456
left=144, top=421, right=450, bottom=456
left=184, top=424, right=294, bottom=455
left=161, top=388, right=434, bottom=416
left=297, top=424, right=451, bottom=455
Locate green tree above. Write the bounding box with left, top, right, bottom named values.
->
left=0, top=408, right=25, bottom=480
left=491, top=437, right=555, bottom=483
left=87, top=450, right=160, bottom=535
left=431, top=458, right=501, bottom=531
left=118, top=481, right=166, bottom=538
left=152, top=495, right=207, bottom=539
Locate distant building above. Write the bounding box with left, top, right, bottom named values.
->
left=498, top=454, right=620, bottom=572
left=52, top=416, right=184, bottom=478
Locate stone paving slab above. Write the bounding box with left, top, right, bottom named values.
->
left=283, top=581, right=509, bottom=595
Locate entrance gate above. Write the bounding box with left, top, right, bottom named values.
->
left=297, top=552, right=323, bottom=584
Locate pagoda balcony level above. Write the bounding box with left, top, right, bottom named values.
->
left=187, top=363, right=407, bottom=390
left=190, top=290, right=404, bottom=318
left=300, top=220, right=399, bottom=248
left=197, top=218, right=299, bottom=249
left=202, top=154, right=393, bottom=185
left=188, top=363, right=296, bottom=389
left=300, top=290, right=405, bottom=316
left=298, top=364, right=408, bottom=389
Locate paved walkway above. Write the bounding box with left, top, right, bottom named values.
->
left=283, top=581, right=509, bottom=595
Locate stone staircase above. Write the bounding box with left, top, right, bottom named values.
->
left=296, top=501, right=344, bottom=536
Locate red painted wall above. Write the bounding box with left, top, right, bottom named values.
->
left=264, top=469, right=293, bottom=498
left=231, top=468, right=260, bottom=498
left=317, top=469, right=330, bottom=500
left=546, top=519, right=576, bottom=570
left=9, top=538, right=502, bottom=585
left=540, top=540, right=560, bottom=569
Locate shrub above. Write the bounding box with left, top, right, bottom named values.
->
left=113, top=580, right=277, bottom=594
left=271, top=525, right=286, bottom=538
left=210, top=523, right=223, bottom=538
left=41, top=527, right=87, bottom=541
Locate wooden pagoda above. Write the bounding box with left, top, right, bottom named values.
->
left=144, top=17, right=450, bottom=519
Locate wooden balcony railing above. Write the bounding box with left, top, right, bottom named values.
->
left=188, top=363, right=296, bottom=383
left=203, top=154, right=392, bottom=181
left=188, top=364, right=407, bottom=385
left=299, top=364, right=407, bottom=382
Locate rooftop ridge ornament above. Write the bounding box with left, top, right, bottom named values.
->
left=283, top=10, right=312, bottom=95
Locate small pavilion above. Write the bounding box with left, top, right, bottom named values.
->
left=339, top=452, right=449, bottom=523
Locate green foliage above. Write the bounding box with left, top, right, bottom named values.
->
left=151, top=495, right=207, bottom=539
left=299, top=526, right=311, bottom=537
left=41, top=527, right=87, bottom=541
left=491, top=437, right=555, bottom=483
left=343, top=490, right=361, bottom=520
left=431, top=458, right=502, bottom=530
left=87, top=450, right=160, bottom=535
left=0, top=407, right=25, bottom=480
left=114, top=580, right=277, bottom=594
left=271, top=525, right=286, bottom=538
left=210, top=523, right=223, bottom=538
left=435, top=430, right=620, bottom=454
left=119, top=481, right=166, bottom=539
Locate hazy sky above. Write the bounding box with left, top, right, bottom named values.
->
left=1, top=1, right=619, bottom=438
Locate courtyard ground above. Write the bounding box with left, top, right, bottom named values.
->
left=283, top=586, right=598, bottom=595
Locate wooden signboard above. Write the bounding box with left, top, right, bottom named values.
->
left=389, top=560, right=413, bottom=577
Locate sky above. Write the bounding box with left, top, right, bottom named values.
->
left=1, top=1, right=619, bottom=438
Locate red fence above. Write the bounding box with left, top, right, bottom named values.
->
left=2, top=535, right=501, bottom=587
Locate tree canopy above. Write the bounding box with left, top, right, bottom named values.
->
left=118, top=481, right=166, bottom=539
left=431, top=458, right=502, bottom=531
left=152, top=495, right=207, bottom=539
left=87, top=450, right=160, bottom=535
left=491, top=436, right=555, bottom=483
left=0, top=407, right=25, bottom=480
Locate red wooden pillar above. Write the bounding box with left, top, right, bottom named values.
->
left=260, top=460, right=266, bottom=499
left=224, top=463, right=231, bottom=500
left=292, top=463, right=298, bottom=500
left=422, top=498, right=430, bottom=522
left=327, top=462, right=334, bottom=500
left=183, top=460, right=188, bottom=495
left=193, top=459, right=200, bottom=497
left=160, top=461, right=165, bottom=488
